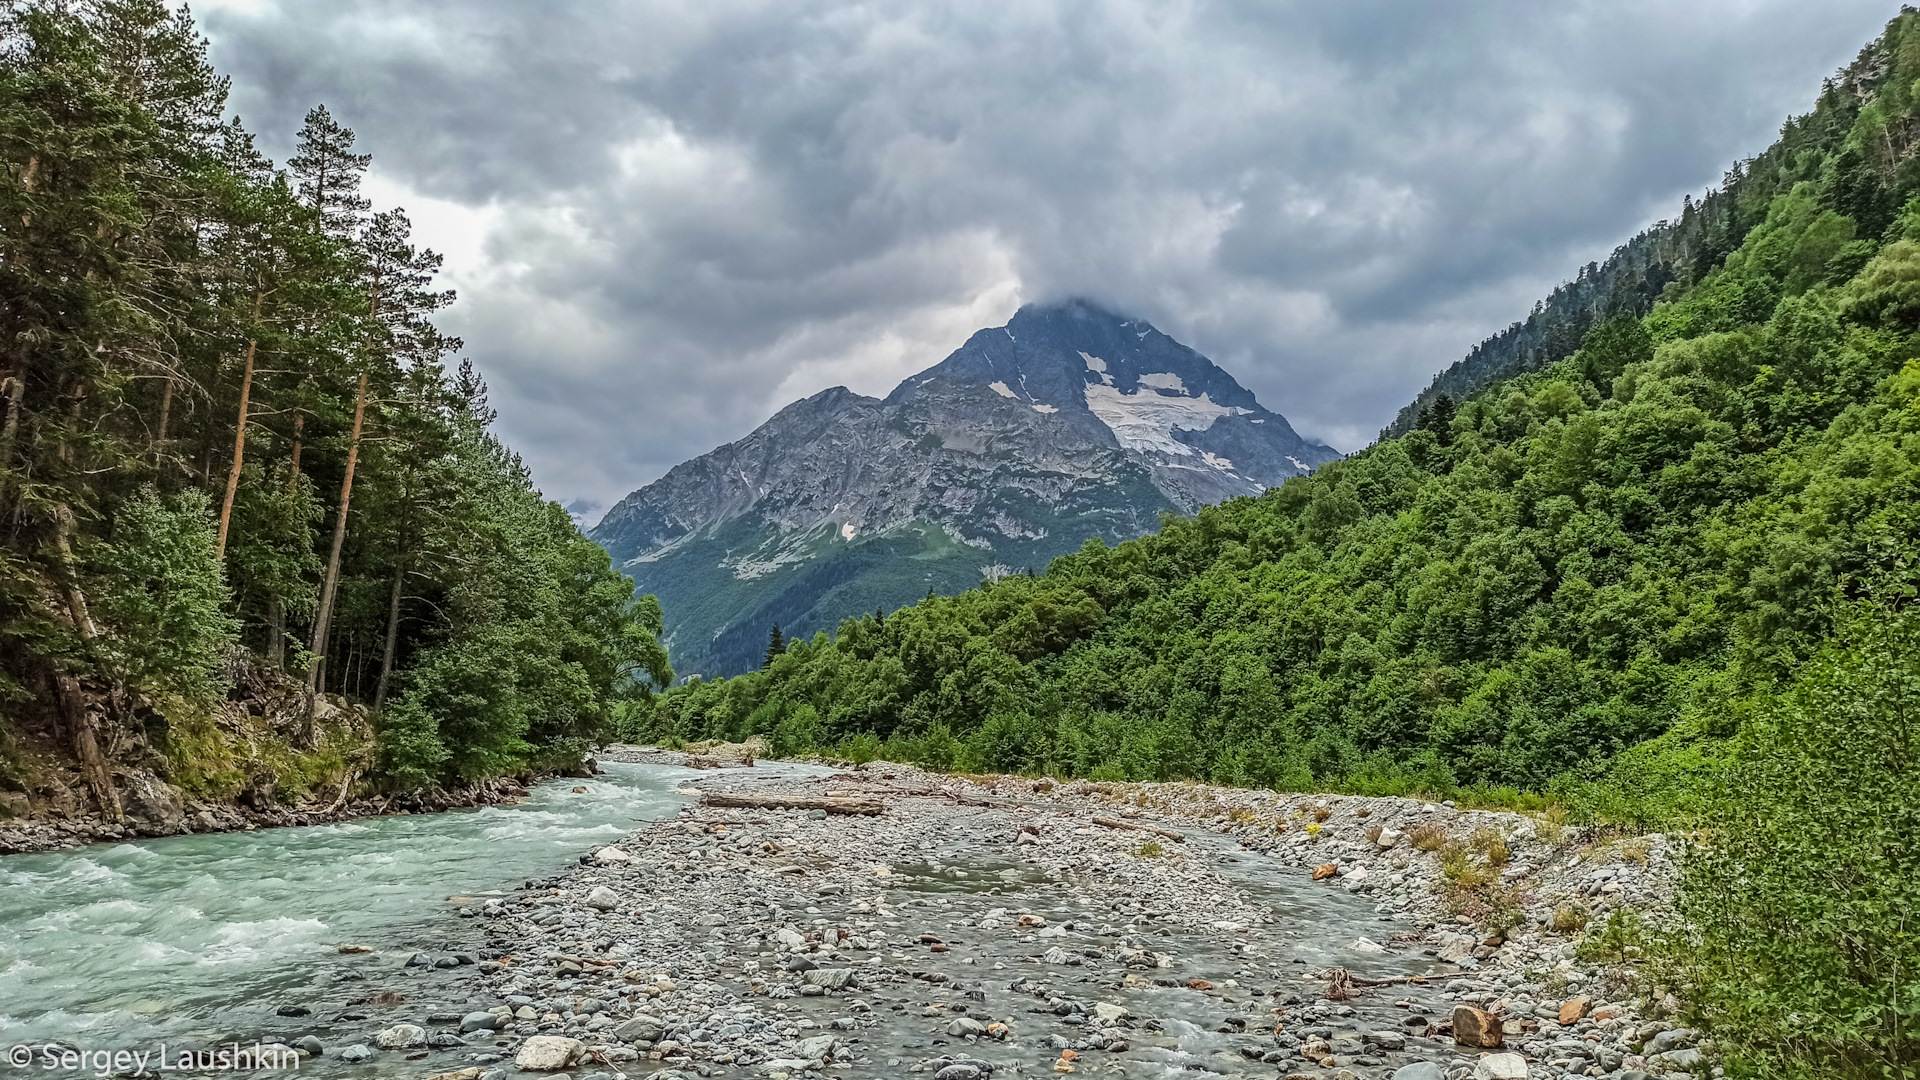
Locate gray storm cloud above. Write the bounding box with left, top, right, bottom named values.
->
left=195, top=0, right=1895, bottom=515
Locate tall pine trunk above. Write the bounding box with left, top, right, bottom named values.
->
left=374, top=556, right=404, bottom=712
left=215, top=290, right=265, bottom=559
left=304, top=371, right=368, bottom=738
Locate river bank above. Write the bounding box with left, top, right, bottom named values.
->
left=357, top=760, right=1700, bottom=1080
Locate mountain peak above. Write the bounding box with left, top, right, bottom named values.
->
left=594, top=303, right=1338, bottom=677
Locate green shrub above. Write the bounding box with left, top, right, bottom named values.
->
left=1663, top=601, right=1920, bottom=1078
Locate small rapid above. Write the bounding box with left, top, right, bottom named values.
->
left=0, top=762, right=695, bottom=1054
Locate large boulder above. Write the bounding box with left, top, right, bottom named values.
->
left=1452, top=1005, right=1503, bottom=1048
left=513, top=1036, right=582, bottom=1070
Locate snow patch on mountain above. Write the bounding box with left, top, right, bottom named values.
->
left=1083, top=382, right=1250, bottom=456
left=989, top=381, right=1018, bottom=398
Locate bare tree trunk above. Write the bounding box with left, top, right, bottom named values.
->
left=1, top=371, right=23, bottom=467
left=51, top=503, right=122, bottom=822
left=288, top=412, right=303, bottom=487
left=215, top=292, right=265, bottom=559
left=154, top=376, right=173, bottom=461
left=53, top=671, right=122, bottom=822
left=305, top=372, right=368, bottom=739
left=266, top=599, right=286, bottom=670
left=374, top=557, right=404, bottom=712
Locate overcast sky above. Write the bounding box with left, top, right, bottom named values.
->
left=194, top=0, right=1896, bottom=520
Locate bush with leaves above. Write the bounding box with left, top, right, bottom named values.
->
left=1664, top=600, right=1920, bottom=1079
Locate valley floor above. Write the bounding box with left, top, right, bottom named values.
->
left=370, top=756, right=1699, bottom=1080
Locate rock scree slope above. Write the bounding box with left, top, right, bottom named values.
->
left=592, top=300, right=1338, bottom=678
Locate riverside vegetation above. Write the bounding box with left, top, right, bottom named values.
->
left=0, top=2, right=671, bottom=833
left=631, top=13, right=1920, bottom=1080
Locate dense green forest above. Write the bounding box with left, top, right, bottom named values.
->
left=0, top=1, right=669, bottom=809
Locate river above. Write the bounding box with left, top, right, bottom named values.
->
left=0, top=762, right=706, bottom=1072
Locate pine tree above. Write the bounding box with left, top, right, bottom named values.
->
left=763, top=624, right=785, bottom=668
left=286, top=105, right=370, bottom=239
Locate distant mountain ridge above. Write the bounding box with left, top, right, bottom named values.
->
left=592, top=299, right=1339, bottom=677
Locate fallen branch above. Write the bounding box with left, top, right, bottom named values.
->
left=1092, top=816, right=1187, bottom=842
left=324, top=769, right=359, bottom=816
left=700, top=793, right=886, bottom=816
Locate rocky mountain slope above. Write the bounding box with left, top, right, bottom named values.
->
left=592, top=300, right=1338, bottom=677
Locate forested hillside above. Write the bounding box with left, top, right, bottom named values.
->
left=0, top=1, right=669, bottom=819
left=638, top=10, right=1920, bottom=803
left=1384, top=24, right=1915, bottom=441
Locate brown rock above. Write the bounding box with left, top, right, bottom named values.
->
left=1312, top=864, right=1339, bottom=881
left=1185, top=978, right=1214, bottom=991
left=1452, top=1004, right=1503, bottom=1048
left=1558, top=995, right=1592, bottom=1024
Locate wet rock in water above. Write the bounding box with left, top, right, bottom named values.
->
left=426, top=1032, right=467, bottom=1049
left=1364, top=1030, right=1407, bottom=1051
left=1390, top=1064, right=1445, bottom=1080
left=433, top=955, right=461, bottom=968
left=294, top=1037, right=324, bottom=1057
left=514, top=1035, right=583, bottom=1070
left=1452, top=1005, right=1503, bottom=1048
left=276, top=1004, right=310, bottom=1017
left=404, top=952, right=432, bottom=967
left=423, top=1069, right=484, bottom=1080
left=1092, top=1003, right=1129, bottom=1023
left=947, top=1017, right=989, bottom=1037
left=585, top=885, right=621, bottom=911
left=934, top=1065, right=985, bottom=1080
left=1473, top=1051, right=1529, bottom=1078
left=336, top=1045, right=374, bottom=1063
left=459, top=1011, right=498, bottom=1033
left=373, top=1024, right=425, bottom=1050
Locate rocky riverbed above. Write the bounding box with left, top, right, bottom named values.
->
left=320, top=760, right=1709, bottom=1080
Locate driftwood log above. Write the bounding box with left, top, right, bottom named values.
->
left=700, top=792, right=886, bottom=816
left=1091, top=816, right=1187, bottom=842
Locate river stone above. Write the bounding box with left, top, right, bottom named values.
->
left=585, top=886, right=620, bottom=911
left=947, top=1017, right=989, bottom=1037
left=460, top=1012, right=498, bottom=1033
left=373, top=1024, right=425, bottom=1050
left=1092, top=1002, right=1129, bottom=1023
left=423, top=1070, right=483, bottom=1080
left=336, top=1045, right=374, bottom=1063
left=1364, top=1029, right=1407, bottom=1051
left=794, top=1034, right=837, bottom=1061
left=514, top=1036, right=582, bottom=1070
left=1452, top=1005, right=1503, bottom=1048
left=1660, top=1047, right=1704, bottom=1068
left=294, top=1037, right=324, bottom=1057
left=1391, top=1065, right=1445, bottom=1080
left=612, top=1016, right=665, bottom=1042
left=934, top=1066, right=983, bottom=1080
left=802, top=967, right=854, bottom=990
left=1473, top=1052, right=1529, bottom=1079
left=592, top=847, right=630, bottom=863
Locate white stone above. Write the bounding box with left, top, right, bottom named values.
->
left=585, top=885, right=620, bottom=911
left=592, top=847, right=630, bottom=863
left=1473, top=1051, right=1529, bottom=1079
left=372, top=1024, right=424, bottom=1050
left=514, top=1036, right=583, bottom=1070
